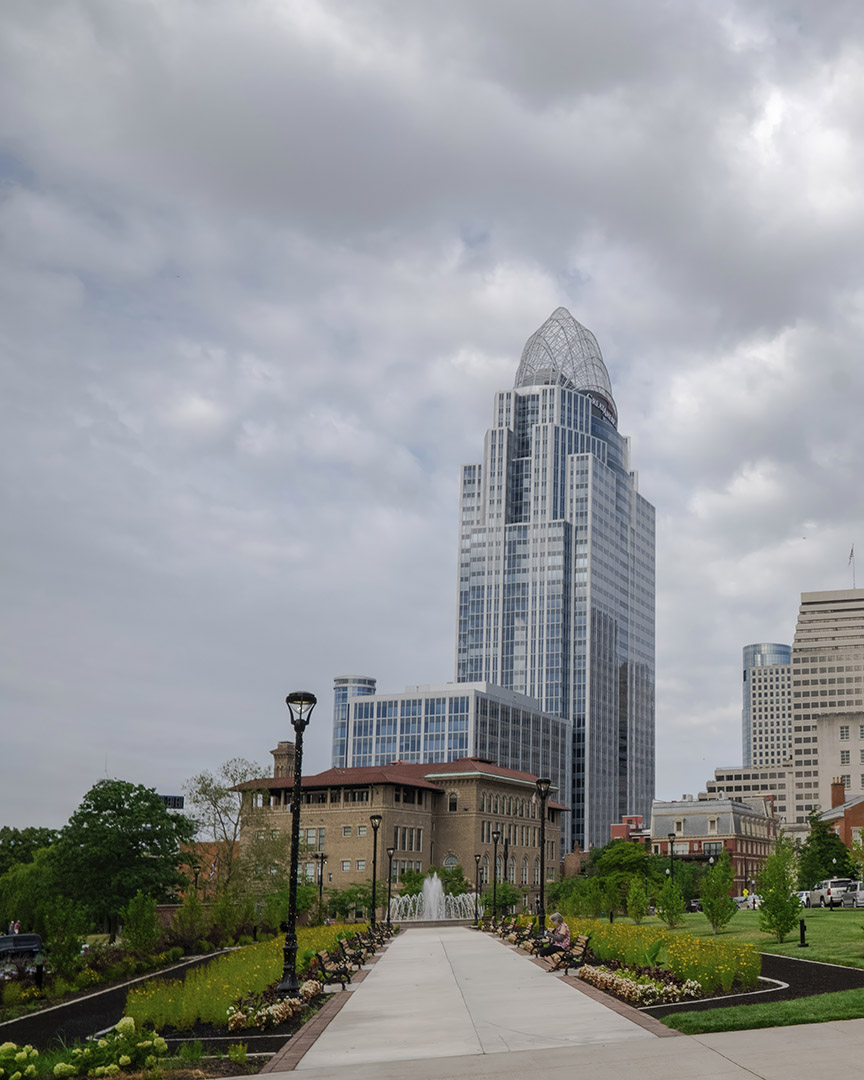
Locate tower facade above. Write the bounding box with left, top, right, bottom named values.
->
left=742, top=643, right=792, bottom=767
left=455, top=308, right=655, bottom=850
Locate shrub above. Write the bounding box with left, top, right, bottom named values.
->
left=120, top=892, right=161, bottom=958
left=227, top=1045, right=247, bottom=1065
left=626, top=879, right=649, bottom=925
left=170, top=891, right=209, bottom=953
left=43, top=900, right=90, bottom=979
left=699, top=852, right=738, bottom=935
left=656, top=879, right=685, bottom=929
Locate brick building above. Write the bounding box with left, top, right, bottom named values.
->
left=234, top=745, right=564, bottom=909
left=820, top=777, right=864, bottom=848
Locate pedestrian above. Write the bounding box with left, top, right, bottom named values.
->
left=7, top=920, right=13, bottom=935
left=13, top=920, right=20, bottom=934
left=537, top=912, right=570, bottom=957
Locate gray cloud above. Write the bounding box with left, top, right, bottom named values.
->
left=2, top=0, right=864, bottom=826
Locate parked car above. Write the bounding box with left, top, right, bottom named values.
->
left=841, top=882, right=864, bottom=908
left=796, top=890, right=810, bottom=907
left=808, top=878, right=854, bottom=908
left=685, top=898, right=702, bottom=913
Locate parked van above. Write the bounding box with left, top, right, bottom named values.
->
left=808, top=878, right=854, bottom=908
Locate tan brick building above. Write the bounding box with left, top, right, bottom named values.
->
left=235, top=746, right=564, bottom=910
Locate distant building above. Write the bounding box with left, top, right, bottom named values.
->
left=700, top=761, right=792, bottom=826
left=820, top=778, right=864, bottom=848
left=651, top=796, right=779, bottom=894
left=742, top=643, right=792, bottom=767
left=235, top=751, right=565, bottom=911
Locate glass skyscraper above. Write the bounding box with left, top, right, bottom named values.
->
left=455, top=308, right=655, bottom=851
left=741, top=643, right=791, bottom=767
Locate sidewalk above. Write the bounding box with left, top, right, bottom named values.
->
left=262, top=925, right=864, bottom=1080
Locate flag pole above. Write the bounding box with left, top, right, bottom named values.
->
left=850, top=544, right=856, bottom=589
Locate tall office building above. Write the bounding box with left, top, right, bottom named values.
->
left=455, top=308, right=655, bottom=850
left=791, top=588, right=864, bottom=824
left=742, top=643, right=792, bottom=767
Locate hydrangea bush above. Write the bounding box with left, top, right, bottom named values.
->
left=578, top=965, right=702, bottom=1006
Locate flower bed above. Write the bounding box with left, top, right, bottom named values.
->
left=0, top=1018, right=170, bottom=1079
left=578, top=964, right=702, bottom=1006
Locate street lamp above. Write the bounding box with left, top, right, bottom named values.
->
left=668, top=832, right=676, bottom=883
left=369, top=814, right=383, bottom=929
left=192, top=864, right=201, bottom=891
left=492, top=829, right=501, bottom=919
left=474, top=853, right=481, bottom=924
left=314, top=852, right=327, bottom=921
left=386, top=846, right=395, bottom=931
left=535, top=778, right=552, bottom=942
left=277, top=690, right=317, bottom=998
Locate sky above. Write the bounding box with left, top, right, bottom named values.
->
left=3, top=0, right=864, bottom=830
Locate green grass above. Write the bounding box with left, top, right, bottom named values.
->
left=662, top=987, right=864, bottom=1034
left=623, top=907, right=864, bottom=968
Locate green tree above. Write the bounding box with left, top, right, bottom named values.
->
left=43, top=898, right=90, bottom=978
left=121, top=890, right=162, bottom=957
left=428, top=865, right=472, bottom=895
left=0, top=847, right=60, bottom=934
left=184, top=759, right=265, bottom=893
left=396, top=869, right=425, bottom=897
left=326, top=882, right=373, bottom=921
left=757, top=836, right=802, bottom=943
left=797, top=811, right=854, bottom=888
left=0, top=826, right=59, bottom=878
left=170, top=888, right=210, bottom=951
left=481, top=881, right=523, bottom=914
left=53, top=779, right=195, bottom=930
left=699, top=852, right=738, bottom=934
left=626, top=878, right=649, bottom=924
left=656, top=877, right=685, bottom=928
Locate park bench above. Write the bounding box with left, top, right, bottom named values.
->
left=0, top=933, right=43, bottom=961
left=544, top=933, right=592, bottom=976
left=334, top=937, right=369, bottom=969
left=314, top=950, right=353, bottom=988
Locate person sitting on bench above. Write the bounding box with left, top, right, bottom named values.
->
left=537, top=912, right=570, bottom=957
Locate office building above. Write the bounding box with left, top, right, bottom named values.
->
left=700, top=762, right=791, bottom=824
left=455, top=308, right=655, bottom=851
left=742, top=643, right=792, bottom=767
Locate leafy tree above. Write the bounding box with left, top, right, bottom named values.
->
left=184, top=759, right=265, bottom=892
left=0, top=846, right=60, bottom=934
left=427, top=865, right=472, bottom=895
left=53, top=779, right=195, bottom=930
left=397, top=869, right=425, bottom=897
left=481, top=881, right=523, bottom=914
left=121, top=890, right=162, bottom=957
left=171, top=888, right=210, bottom=951
left=758, top=836, right=802, bottom=943
left=260, top=882, right=318, bottom=932
left=44, top=898, right=90, bottom=978
left=699, top=852, right=738, bottom=934
left=626, top=878, right=649, bottom=924
left=797, top=811, right=854, bottom=888
left=656, top=878, right=685, bottom=928
left=326, top=882, right=373, bottom=921
left=0, top=826, right=59, bottom=877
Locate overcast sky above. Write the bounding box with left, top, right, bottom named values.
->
left=3, top=0, right=864, bottom=830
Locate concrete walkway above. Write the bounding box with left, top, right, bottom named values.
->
left=260, top=925, right=864, bottom=1080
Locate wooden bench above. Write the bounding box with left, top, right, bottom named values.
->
left=314, top=950, right=352, bottom=988
left=545, top=933, right=592, bottom=975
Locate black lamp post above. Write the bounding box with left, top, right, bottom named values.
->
left=668, top=832, right=676, bottom=883
left=386, top=846, right=395, bottom=930
left=369, top=813, right=382, bottom=928
left=192, top=864, right=201, bottom=891
left=643, top=837, right=651, bottom=889
left=277, top=690, right=317, bottom=998
left=535, top=778, right=552, bottom=941
left=314, top=852, right=327, bottom=921
left=492, top=829, right=501, bottom=918
left=474, top=853, right=481, bottom=923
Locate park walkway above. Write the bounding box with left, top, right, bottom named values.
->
left=261, top=925, right=864, bottom=1080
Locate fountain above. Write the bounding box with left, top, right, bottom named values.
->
left=388, top=872, right=482, bottom=922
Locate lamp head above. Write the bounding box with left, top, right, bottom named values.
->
left=193, top=864, right=201, bottom=874
left=370, top=813, right=382, bottom=831
left=386, top=846, right=395, bottom=858
left=474, top=853, right=481, bottom=866
left=286, top=691, right=317, bottom=731
left=535, top=777, right=552, bottom=799
left=492, top=829, right=501, bottom=843
left=668, top=832, right=675, bottom=843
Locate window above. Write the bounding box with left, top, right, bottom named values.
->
left=358, top=825, right=367, bottom=836
left=443, top=855, right=459, bottom=868
left=674, top=820, right=683, bottom=834
left=393, top=826, right=399, bottom=850
left=708, top=818, right=717, bottom=834
left=341, top=860, right=350, bottom=872
left=342, top=826, right=352, bottom=837
left=840, top=726, right=850, bottom=741
left=448, top=792, right=458, bottom=812
left=356, top=860, right=366, bottom=871
left=841, top=750, right=851, bottom=765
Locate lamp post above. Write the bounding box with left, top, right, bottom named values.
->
left=369, top=814, right=382, bottom=928
left=668, top=832, right=676, bottom=883
left=386, top=846, right=395, bottom=930
left=491, top=829, right=501, bottom=919
left=535, top=778, right=552, bottom=941
left=314, top=852, right=327, bottom=921
left=192, top=864, right=201, bottom=891
left=474, top=853, right=481, bottom=924
left=644, top=836, right=651, bottom=890
left=277, top=690, right=317, bottom=998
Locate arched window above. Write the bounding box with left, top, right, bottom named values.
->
left=533, top=857, right=540, bottom=885
left=521, top=857, right=528, bottom=884
left=507, top=858, right=515, bottom=883
left=494, top=795, right=499, bottom=814
left=443, top=855, right=459, bottom=868
left=448, top=792, right=458, bottom=812
left=480, top=792, right=486, bottom=812
left=496, top=855, right=503, bottom=881
left=507, top=798, right=512, bottom=816
left=481, top=853, right=490, bottom=884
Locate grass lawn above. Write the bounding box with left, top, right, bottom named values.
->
left=628, top=907, right=864, bottom=968
left=662, top=987, right=864, bottom=1034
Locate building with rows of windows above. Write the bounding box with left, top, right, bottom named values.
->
left=235, top=747, right=564, bottom=907
left=742, top=643, right=792, bottom=767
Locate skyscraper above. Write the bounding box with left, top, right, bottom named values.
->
left=742, top=643, right=792, bottom=767
left=455, top=308, right=655, bottom=850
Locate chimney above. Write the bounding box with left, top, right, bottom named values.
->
left=831, top=777, right=846, bottom=809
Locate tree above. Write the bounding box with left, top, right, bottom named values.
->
left=53, top=779, right=195, bottom=929
left=481, top=881, right=523, bottom=914
left=0, top=826, right=59, bottom=878
left=757, top=836, right=802, bottom=943
left=184, top=759, right=265, bottom=892
left=121, top=890, right=162, bottom=957
left=428, top=865, right=472, bottom=896
left=656, top=877, right=685, bottom=928
left=626, top=878, right=649, bottom=924
left=797, top=810, right=854, bottom=888
left=0, top=846, right=61, bottom=934
left=699, top=852, right=738, bottom=934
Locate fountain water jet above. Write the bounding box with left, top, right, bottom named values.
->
left=388, top=872, right=482, bottom=922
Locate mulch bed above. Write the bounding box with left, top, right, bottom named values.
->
left=644, top=952, right=864, bottom=1017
